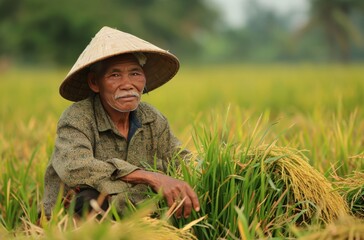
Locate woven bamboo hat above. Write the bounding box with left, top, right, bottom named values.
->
left=60, top=26, right=180, bottom=101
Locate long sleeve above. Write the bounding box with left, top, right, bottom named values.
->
left=52, top=123, right=139, bottom=193
left=49, top=96, right=141, bottom=195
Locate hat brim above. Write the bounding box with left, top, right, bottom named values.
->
left=60, top=51, right=179, bottom=102
left=59, top=27, right=180, bottom=102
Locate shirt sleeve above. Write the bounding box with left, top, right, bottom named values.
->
left=52, top=122, right=139, bottom=194
left=156, top=117, right=192, bottom=170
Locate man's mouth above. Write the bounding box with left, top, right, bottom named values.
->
left=115, top=92, right=140, bottom=100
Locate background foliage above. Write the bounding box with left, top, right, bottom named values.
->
left=1, top=0, right=364, bottom=65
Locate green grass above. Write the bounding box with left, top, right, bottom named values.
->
left=0, top=63, right=363, bottom=239
left=162, top=111, right=349, bottom=239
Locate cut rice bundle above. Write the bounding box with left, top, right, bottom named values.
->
left=248, top=145, right=349, bottom=224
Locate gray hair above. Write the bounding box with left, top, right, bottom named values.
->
left=132, top=52, right=147, bottom=66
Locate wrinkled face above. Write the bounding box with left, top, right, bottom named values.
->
left=88, top=54, right=146, bottom=113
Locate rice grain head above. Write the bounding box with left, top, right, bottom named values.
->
left=249, top=145, right=349, bottom=224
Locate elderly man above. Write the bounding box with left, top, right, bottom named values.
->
left=43, top=26, right=200, bottom=219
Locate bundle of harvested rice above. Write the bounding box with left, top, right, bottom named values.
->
left=248, top=145, right=349, bottom=224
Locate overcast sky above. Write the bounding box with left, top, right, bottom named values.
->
left=211, top=0, right=309, bottom=28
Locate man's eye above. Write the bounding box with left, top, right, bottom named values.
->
left=110, top=73, right=120, bottom=77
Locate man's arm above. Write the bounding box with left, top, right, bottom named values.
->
left=52, top=124, right=139, bottom=194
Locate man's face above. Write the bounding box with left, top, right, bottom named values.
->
left=89, top=54, right=146, bottom=113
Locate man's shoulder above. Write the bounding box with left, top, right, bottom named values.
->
left=138, top=102, right=166, bottom=121
left=139, top=102, right=168, bottom=126
left=59, top=97, right=94, bottom=124
left=138, top=102, right=160, bottom=113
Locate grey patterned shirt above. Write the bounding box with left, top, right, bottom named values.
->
left=43, top=95, right=189, bottom=215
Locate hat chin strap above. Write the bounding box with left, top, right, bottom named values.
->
left=143, top=86, right=149, bottom=94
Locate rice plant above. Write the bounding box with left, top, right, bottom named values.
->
left=166, top=111, right=349, bottom=239
left=1, top=64, right=363, bottom=239
left=0, top=149, right=40, bottom=231
left=334, top=171, right=364, bottom=218
left=11, top=198, right=198, bottom=240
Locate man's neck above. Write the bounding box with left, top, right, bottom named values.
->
left=101, top=99, right=131, bottom=138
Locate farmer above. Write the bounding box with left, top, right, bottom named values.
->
left=42, top=26, right=200, bottom=219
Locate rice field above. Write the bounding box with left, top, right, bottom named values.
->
left=0, top=63, right=363, bottom=239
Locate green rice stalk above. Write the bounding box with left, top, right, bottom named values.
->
left=0, top=148, right=40, bottom=230
left=170, top=128, right=349, bottom=239
left=334, top=171, right=364, bottom=218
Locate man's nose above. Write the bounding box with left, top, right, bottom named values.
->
left=118, top=74, right=134, bottom=89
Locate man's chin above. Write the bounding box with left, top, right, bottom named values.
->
left=106, top=98, right=140, bottom=113
left=112, top=104, right=138, bottom=113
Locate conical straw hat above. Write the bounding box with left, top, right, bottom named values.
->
left=60, top=26, right=180, bottom=101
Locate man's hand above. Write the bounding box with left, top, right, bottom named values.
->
left=148, top=172, right=200, bottom=218
left=121, top=170, right=200, bottom=218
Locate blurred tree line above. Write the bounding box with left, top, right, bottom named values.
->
left=0, top=0, right=364, bottom=66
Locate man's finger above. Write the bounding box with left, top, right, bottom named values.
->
left=182, top=197, right=193, bottom=218
left=165, top=194, right=174, bottom=208
left=174, top=198, right=183, bottom=218
left=186, top=187, right=200, bottom=212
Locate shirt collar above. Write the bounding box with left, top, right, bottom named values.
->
left=93, top=95, right=154, bottom=133
left=94, top=95, right=113, bottom=132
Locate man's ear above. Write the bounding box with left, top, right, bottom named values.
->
left=87, top=72, right=100, bottom=93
